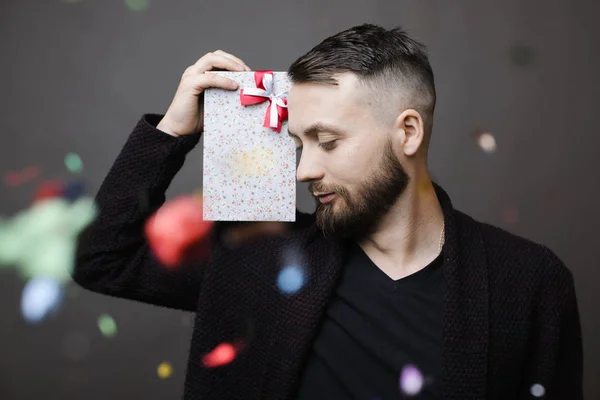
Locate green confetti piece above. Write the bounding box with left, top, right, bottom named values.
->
left=68, top=198, right=98, bottom=233
left=125, top=0, right=150, bottom=12
left=65, top=153, right=83, bottom=173
left=0, top=197, right=97, bottom=280
left=0, top=222, right=23, bottom=266
left=98, top=314, right=117, bottom=338
left=20, top=237, right=75, bottom=283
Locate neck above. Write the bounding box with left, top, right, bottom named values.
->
left=357, top=171, right=444, bottom=280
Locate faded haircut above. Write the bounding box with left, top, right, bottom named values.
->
left=288, top=23, right=436, bottom=140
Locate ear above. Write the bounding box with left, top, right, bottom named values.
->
left=393, top=109, right=425, bottom=157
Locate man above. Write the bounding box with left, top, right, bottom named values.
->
left=74, top=24, right=583, bottom=399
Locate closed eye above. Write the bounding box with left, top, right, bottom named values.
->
left=319, top=140, right=337, bottom=151
left=293, top=140, right=337, bottom=152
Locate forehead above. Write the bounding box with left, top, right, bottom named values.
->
left=287, top=74, right=369, bottom=134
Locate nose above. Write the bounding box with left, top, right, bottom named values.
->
left=296, top=148, right=324, bottom=183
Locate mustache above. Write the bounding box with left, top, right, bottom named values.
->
left=309, top=183, right=336, bottom=194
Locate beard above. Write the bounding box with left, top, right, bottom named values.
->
left=310, top=139, right=409, bottom=241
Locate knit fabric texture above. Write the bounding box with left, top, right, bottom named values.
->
left=74, top=114, right=583, bottom=400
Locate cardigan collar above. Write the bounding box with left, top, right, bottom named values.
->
left=261, top=183, right=489, bottom=399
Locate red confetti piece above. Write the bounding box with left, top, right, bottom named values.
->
left=4, top=165, right=40, bottom=186
left=201, top=343, right=237, bottom=368
left=33, top=180, right=64, bottom=203
left=145, top=195, right=214, bottom=268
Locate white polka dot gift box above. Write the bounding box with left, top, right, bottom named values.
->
left=202, top=71, right=296, bottom=222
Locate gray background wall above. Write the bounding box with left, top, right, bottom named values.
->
left=0, top=0, right=598, bottom=398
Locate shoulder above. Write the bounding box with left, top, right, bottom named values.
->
left=454, top=210, right=574, bottom=289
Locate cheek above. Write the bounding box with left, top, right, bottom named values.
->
left=334, top=148, right=361, bottom=179
left=341, top=143, right=378, bottom=174
left=329, top=145, right=374, bottom=192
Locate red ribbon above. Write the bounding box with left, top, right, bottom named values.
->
left=240, top=70, right=288, bottom=132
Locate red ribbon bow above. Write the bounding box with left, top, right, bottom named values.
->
left=240, top=70, right=288, bottom=132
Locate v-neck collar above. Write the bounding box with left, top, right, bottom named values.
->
left=260, top=183, right=489, bottom=400
left=349, top=240, right=445, bottom=292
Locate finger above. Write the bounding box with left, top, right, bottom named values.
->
left=194, top=52, right=246, bottom=73
left=213, top=50, right=251, bottom=71
left=187, top=72, right=239, bottom=92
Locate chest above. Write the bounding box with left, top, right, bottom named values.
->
left=295, top=254, right=445, bottom=399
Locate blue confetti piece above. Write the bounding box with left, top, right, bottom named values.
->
left=21, top=277, right=63, bottom=323
left=63, top=180, right=86, bottom=202
left=277, top=265, right=305, bottom=294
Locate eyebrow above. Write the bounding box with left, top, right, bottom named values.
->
left=288, top=123, right=345, bottom=139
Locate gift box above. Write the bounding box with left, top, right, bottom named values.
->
left=202, top=71, right=296, bottom=222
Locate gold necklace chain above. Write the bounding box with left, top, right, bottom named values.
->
left=438, top=221, right=445, bottom=254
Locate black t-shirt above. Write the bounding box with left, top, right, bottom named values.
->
left=295, top=241, right=445, bottom=400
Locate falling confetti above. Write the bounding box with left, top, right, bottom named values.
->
left=63, top=180, right=87, bottom=202
left=399, top=364, right=424, bottom=396
left=98, top=314, right=117, bottom=338
left=33, top=180, right=64, bottom=203
left=0, top=197, right=97, bottom=282
left=3, top=165, right=40, bottom=187
left=125, top=0, right=150, bottom=12
left=277, top=264, right=305, bottom=294
left=157, top=362, right=173, bottom=379
left=64, top=153, right=83, bottom=173
left=530, top=384, right=545, bottom=397
left=202, top=343, right=237, bottom=368
left=20, top=235, right=76, bottom=281
left=476, top=132, right=497, bottom=153
left=145, top=195, right=214, bottom=268
left=21, top=277, right=63, bottom=323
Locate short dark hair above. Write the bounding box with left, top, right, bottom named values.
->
left=288, top=23, right=436, bottom=138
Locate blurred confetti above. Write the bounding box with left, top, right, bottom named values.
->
left=3, top=165, right=40, bottom=187
left=62, top=332, right=90, bottom=361
left=21, top=277, right=63, bottom=323
left=277, top=264, right=305, bottom=294
left=0, top=196, right=97, bottom=282
left=157, top=362, right=173, bottom=379
left=202, top=343, right=237, bottom=368
left=399, top=364, right=424, bottom=396
left=530, top=383, right=545, bottom=397
left=97, top=314, right=117, bottom=338
left=125, top=0, right=150, bottom=12
left=474, top=131, right=497, bottom=154
left=63, top=180, right=87, bottom=202
left=33, top=180, right=65, bottom=203
left=64, top=152, right=83, bottom=173
left=145, top=195, right=214, bottom=268
left=509, top=44, right=535, bottom=67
